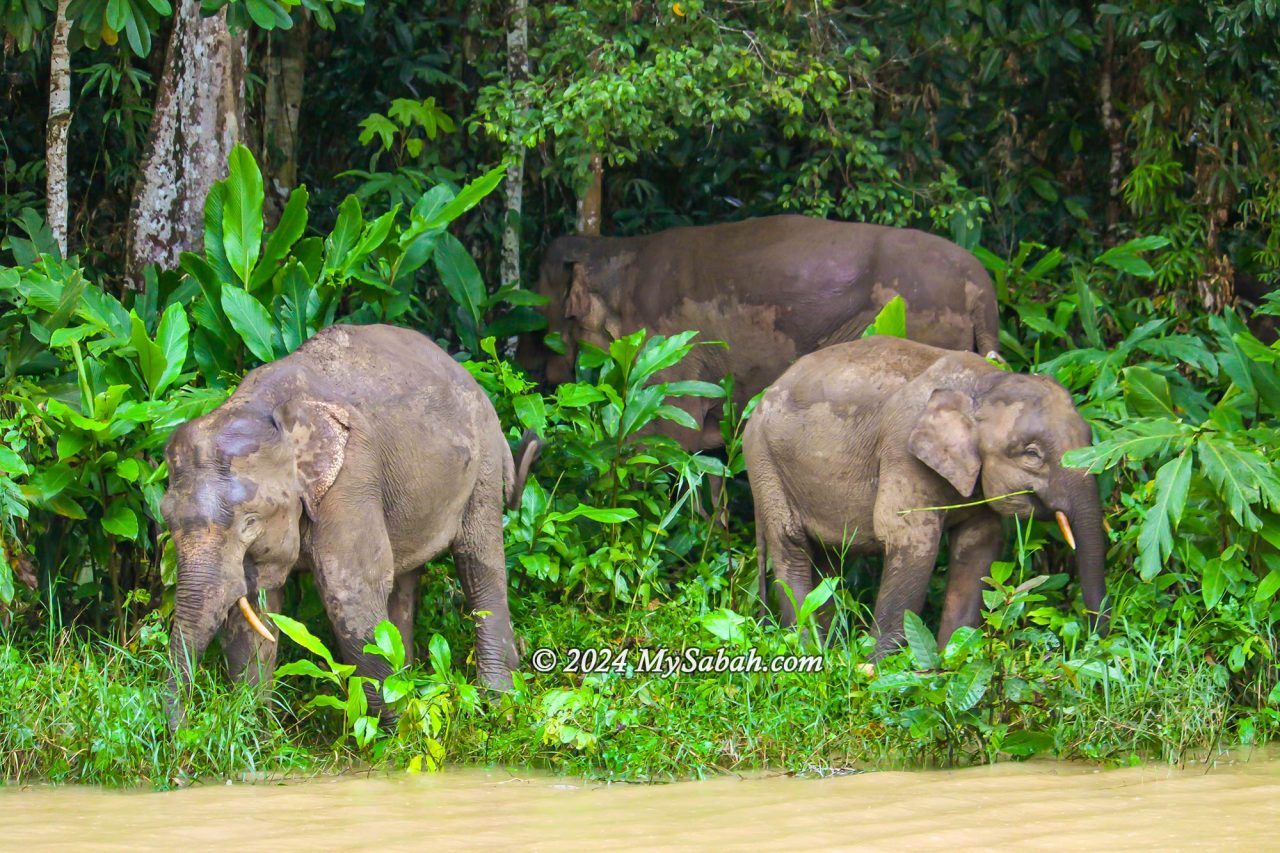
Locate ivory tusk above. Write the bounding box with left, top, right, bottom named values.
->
left=1055, top=511, right=1076, bottom=551
left=237, top=596, right=276, bottom=643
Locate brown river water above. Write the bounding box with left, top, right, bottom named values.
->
left=3, top=752, right=1279, bottom=851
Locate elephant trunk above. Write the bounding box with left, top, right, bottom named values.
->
left=166, top=533, right=247, bottom=729
left=1056, top=473, right=1109, bottom=636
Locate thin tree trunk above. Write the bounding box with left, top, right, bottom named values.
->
left=1100, top=17, right=1123, bottom=246
left=576, top=152, right=603, bottom=236
left=500, top=0, right=528, bottom=356
left=126, top=0, right=245, bottom=283
left=45, top=0, right=72, bottom=256
left=260, top=14, right=308, bottom=228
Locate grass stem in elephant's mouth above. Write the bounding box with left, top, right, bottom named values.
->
left=896, top=489, right=1033, bottom=515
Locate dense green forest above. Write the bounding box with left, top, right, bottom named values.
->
left=1, top=1, right=1279, bottom=787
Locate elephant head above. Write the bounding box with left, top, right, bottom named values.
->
left=161, top=397, right=349, bottom=725
left=517, top=235, right=621, bottom=386
left=907, top=370, right=1109, bottom=632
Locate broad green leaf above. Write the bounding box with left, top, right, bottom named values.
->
left=863, top=295, right=907, bottom=338
left=274, top=659, right=341, bottom=686
left=547, top=504, right=638, bottom=524
left=1137, top=451, right=1193, bottom=581
left=0, top=446, right=29, bottom=476
left=1201, top=556, right=1227, bottom=610
left=666, top=380, right=726, bottom=399
left=428, top=632, right=451, bottom=677
left=701, top=608, right=748, bottom=644
left=1122, top=366, right=1176, bottom=418
left=369, top=620, right=406, bottom=671
left=251, top=185, right=309, bottom=290
left=220, top=284, right=278, bottom=364
left=902, top=609, right=940, bottom=669
left=946, top=660, right=994, bottom=711
left=418, top=164, right=506, bottom=231
left=153, top=302, right=189, bottom=397
left=222, top=144, right=265, bottom=287
left=101, top=503, right=139, bottom=540
left=323, top=195, right=363, bottom=277
left=270, top=612, right=339, bottom=669
left=433, top=232, right=485, bottom=330
left=513, top=393, right=547, bottom=433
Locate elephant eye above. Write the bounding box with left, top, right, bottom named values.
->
left=1022, top=444, right=1044, bottom=463
left=239, top=513, right=262, bottom=539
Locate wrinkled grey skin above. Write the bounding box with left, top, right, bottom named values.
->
left=162, top=324, right=540, bottom=727
left=518, top=215, right=1000, bottom=451
left=744, top=337, right=1108, bottom=659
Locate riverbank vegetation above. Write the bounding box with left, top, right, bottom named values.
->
left=2, top=1, right=1280, bottom=787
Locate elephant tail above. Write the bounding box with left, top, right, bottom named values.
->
left=505, top=429, right=543, bottom=511
left=968, top=268, right=1002, bottom=358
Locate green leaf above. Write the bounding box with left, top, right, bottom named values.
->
left=946, top=660, right=994, bottom=711
left=902, top=609, right=940, bottom=669
left=369, top=620, right=406, bottom=671
left=434, top=232, right=485, bottom=331
left=1122, top=366, right=1176, bottom=418
left=418, top=164, right=506, bottom=231
left=222, top=144, right=265, bottom=287
left=274, top=659, right=341, bottom=686
left=1137, top=451, right=1193, bottom=581
left=251, top=185, right=309, bottom=290
left=0, top=446, right=29, bottom=476
left=324, top=196, right=363, bottom=277
left=220, top=284, right=278, bottom=363
left=513, top=394, right=547, bottom=433
left=128, top=310, right=166, bottom=398
left=270, top=612, right=339, bottom=670
left=101, top=502, right=139, bottom=540
left=153, top=302, right=189, bottom=397
left=863, top=295, right=908, bottom=338
left=547, top=504, right=638, bottom=524
left=428, top=632, right=451, bottom=677
left=665, top=380, right=726, bottom=399
left=1202, top=556, right=1227, bottom=610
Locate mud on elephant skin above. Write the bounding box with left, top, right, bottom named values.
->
left=161, top=323, right=541, bottom=728
left=518, top=214, right=1001, bottom=452
left=744, top=337, right=1108, bottom=660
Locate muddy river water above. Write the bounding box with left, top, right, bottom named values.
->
left=3, top=752, right=1279, bottom=850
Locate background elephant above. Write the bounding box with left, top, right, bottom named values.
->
left=162, top=323, right=540, bottom=724
left=518, top=214, right=1000, bottom=452
left=744, top=337, right=1107, bottom=659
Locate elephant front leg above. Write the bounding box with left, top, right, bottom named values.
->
left=937, top=512, right=1003, bottom=648
left=310, top=513, right=398, bottom=726
left=220, top=587, right=284, bottom=690
left=452, top=488, right=517, bottom=692
left=870, top=511, right=944, bottom=661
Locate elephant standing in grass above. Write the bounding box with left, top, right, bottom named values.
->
left=744, top=337, right=1108, bottom=659
left=161, top=324, right=540, bottom=726
left=519, top=215, right=1001, bottom=452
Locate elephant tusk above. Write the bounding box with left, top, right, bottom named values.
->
left=237, top=596, right=276, bottom=643
left=1055, top=511, right=1076, bottom=551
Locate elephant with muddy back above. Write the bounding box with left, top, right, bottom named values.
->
left=744, top=337, right=1108, bottom=659
left=161, top=323, right=540, bottom=726
left=519, top=214, right=1001, bottom=452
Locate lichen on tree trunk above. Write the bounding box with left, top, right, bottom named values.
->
left=45, top=0, right=73, bottom=257
left=500, top=0, right=529, bottom=357
left=126, top=0, right=245, bottom=284
left=576, top=152, right=603, bottom=236
left=258, top=15, right=309, bottom=228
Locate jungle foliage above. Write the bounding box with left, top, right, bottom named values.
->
left=1, top=0, right=1280, bottom=786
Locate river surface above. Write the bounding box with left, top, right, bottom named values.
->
left=3, top=752, right=1279, bottom=850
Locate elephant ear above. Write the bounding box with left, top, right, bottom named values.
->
left=271, top=399, right=350, bottom=521
left=907, top=388, right=980, bottom=497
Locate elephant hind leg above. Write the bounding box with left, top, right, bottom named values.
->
left=388, top=568, right=421, bottom=666
left=451, top=481, right=517, bottom=692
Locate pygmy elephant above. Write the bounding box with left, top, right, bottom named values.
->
left=744, top=337, right=1108, bottom=659
left=518, top=215, right=1000, bottom=452
left=161, top=324, right=540, bottom=725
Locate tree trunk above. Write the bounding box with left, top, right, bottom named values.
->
left=1100, top=16, right=1123, bottom=245
left=500, top=0, right=529, bottom=356
left=260, top=15, right=309, bottom=228
left=45, top=0, right=72, bottom=256
left=126, top=0, right=245, bottom=283
left=576, top=152, right=603, bottom=236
